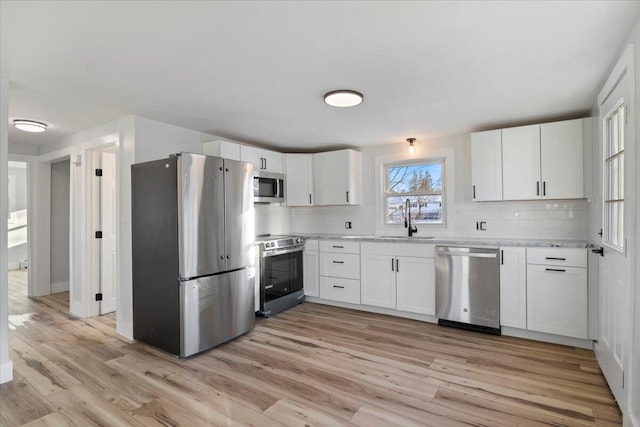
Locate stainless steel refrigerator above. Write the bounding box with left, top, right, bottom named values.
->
left=132, top=152, right=255, bottom=357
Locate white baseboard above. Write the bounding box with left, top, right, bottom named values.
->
left=69, top=301, right=86, bottom=318
left=50, top=281, right=69, bottom=294
left=0, top=361, right=14, bottom=384
left=7, top=262, right=19, bottom=271
left=305, top=298, right=594, bottom=349
left=502, top=326, right=593, bottom=350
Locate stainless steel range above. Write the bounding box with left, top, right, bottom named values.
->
left=256, top=235, right=305, bottom=317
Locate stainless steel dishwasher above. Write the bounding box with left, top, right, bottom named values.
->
left=435, top=246, right=501, bottom=334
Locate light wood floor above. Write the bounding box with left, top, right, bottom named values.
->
left=1, top=270, right=621, bottom=426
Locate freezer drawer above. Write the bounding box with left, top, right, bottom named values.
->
left=180, top=268, right=256, bottom=357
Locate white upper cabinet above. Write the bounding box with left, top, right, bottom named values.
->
left=313, top=149, right=362, bottom=206
left=241, top=145, right=283, bottom=173
left=202, top=140, right=241, bottom=161
left=499, top=118, right=586, bottom=201
left=284, top=154, right=314, bottom=206
left=540, top=119, right=584, bottom=199
left=502, top=124, right=541, bottom=200
left=470, top=130, right=503, bottom=201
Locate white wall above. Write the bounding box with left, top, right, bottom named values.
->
left=289, top=133, right=588, bottom=241
left=50, top=159, right=70, bottom=292
left=8, top=142, right=38, bottom=156
left=1, top=78, right=13, bottom=383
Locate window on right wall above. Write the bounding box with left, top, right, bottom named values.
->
left=603, top=100, right=625, bottom=251
left=383, top=159, right=445, bottom=225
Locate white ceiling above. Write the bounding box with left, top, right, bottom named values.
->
left=2, top=1, right=640, bottom=150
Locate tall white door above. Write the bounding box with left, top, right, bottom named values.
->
left=595, top=46, right=635, bottom=414
left=100, top=152, right=117, bottom=315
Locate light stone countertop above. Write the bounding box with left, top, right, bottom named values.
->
left=299, top=233, right=592, bottom=248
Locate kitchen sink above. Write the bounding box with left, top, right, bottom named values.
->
left=378, top=235, right=435, bottom=240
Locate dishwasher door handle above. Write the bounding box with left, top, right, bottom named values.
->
left=438, top=252, right=497, bottom=258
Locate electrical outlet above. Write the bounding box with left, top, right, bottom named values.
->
left=475, top=221, right=487, bottom=231
left=345, top=221, right=352, bottom=229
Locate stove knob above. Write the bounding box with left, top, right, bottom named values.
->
left=296, top=238, right=303, bottom=244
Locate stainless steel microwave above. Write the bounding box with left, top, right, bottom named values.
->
left=253, top=171, right=285, bottom=203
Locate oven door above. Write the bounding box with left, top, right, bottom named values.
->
left=261, top=247, right=303, bottom=306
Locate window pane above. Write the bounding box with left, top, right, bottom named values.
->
left=619, top=106, right=625, bottom=151
left=619, top=153, right=624, bottom=198
left=612, top=110, right=619, bottom=154
left=386, top=195, right=442, bottom=224
left=387, top=163, right=442, bottom=194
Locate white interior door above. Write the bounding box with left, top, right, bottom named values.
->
left=99, top=151, right=116, bottom=315
left=595, top=46, right=635, bottom=413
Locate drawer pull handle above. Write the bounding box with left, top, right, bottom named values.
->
left=333, top=285, right=345, bottom=289
left=332, top=261, right=344, bottom=264
left=545, top=268, right=566, bottom=272
left=332, top=245, right=344, bottom=249
left=264, top=285, right=274, bottom=289
left=545, top=257, right=566, bottom=261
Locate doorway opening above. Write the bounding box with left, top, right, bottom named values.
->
left=7, top=161, right=28, bottom=301
left=50, top=159, right=71, bottom=304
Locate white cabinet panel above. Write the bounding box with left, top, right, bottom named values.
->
left=241, top=145, right=283, bottom=173
left=313, top=149, right=361, bottom=205
left=319, top=276, right=361, bottom=304
left=540, top=119, right=584, bottom=199
left=499, top=247, right=527, bottom=329
left=319, top=240, right=360, bottom=254
left=502, top=124, right=541, bottom=200
left=284, top=154, right=314, bottom=206
left=396, top=256, right=435, bottom=315
left=527, top=247, right=587, bottom=268
left=202, top=140, right=241, bottom=161
left=471, top=130, right=503, bottom=201
left=303, top=248, right=319, bottom=298
left=361, top=254, right=396, bottom=308
left=527, top=265, right=588, bottom=339
left=319, top=252, right=360, bottom=279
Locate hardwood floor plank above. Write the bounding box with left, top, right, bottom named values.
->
left=3, top=271, right=621, bottom=426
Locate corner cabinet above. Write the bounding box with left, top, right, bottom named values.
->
left=284, top=153, right=314, bottom=206
left=240, top=145, right=283, bottom=174
left=360, top=242, right=435, bottom=315
left=526, top=248, right=588, bottom=339
left=471, top=130, right=502, bottom=201
left=313, top=149, right=362, bottom=206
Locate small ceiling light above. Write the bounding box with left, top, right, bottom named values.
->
left=13, top=119, right=47, bottom=133
left=324, top=90, right=363, bottom=108
left=407, top=138, right=416, bottom=154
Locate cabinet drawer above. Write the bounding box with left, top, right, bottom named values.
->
left=320, top=240, right=360, bottom=254
left=320, top=276, right=361, bottom=304
left=527, top=248, right=587, bottom=268
left=319, top=252, right=360, bottom=279
left=304, top=239, right=319, bottom=251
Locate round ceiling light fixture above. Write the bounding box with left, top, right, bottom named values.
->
left=324, top=90, right=363, bottom=108
left=13, top=119, right=48, bottom=133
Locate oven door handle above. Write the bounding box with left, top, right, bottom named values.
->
left=261, top=246, right=304, bottom=258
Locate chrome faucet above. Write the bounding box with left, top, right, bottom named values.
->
left=404, top=198, right=418, bottom=237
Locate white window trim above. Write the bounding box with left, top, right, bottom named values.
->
left=374, top=148, right=455, bottom=237
left=602, top=99, right=626, bottom=253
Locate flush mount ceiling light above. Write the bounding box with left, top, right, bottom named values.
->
left=13, top=119, right=48, bottom=133
left=407, top=138, right=416, bottom=154
left=324, top=90, right=363, bottom=108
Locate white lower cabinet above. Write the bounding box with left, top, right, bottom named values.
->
left=303, top=240, right=319, bottom=298
left=526, top=248, right=588, bottom=339
left=396, top=256, right=435, bottom=315
left=360, top=243, right=436, bottom=315
left=361, top=255, right=396, bottom=308
left=319, top=276, right=361, bottom=304
left=499, top=247, right=527, bottom=329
